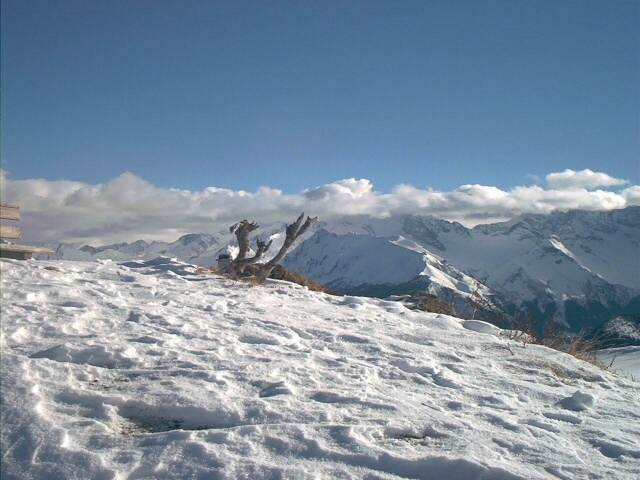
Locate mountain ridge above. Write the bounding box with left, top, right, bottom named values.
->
left=35, top=206, right=640, bottom=332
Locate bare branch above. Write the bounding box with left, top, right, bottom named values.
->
left=258, top=213, right=318, bottom=281
left=233, top=238, right=273, bottom=272
left=229, top=220, right=258, bottom=262
left=227, top=220, right=263, bottom=276
left=224, top=213, right=317, bottom=282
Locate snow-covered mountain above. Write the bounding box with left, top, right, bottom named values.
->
left=38, top=207, right=640, bottom=332
left=586, top=315, right=640, bottom=348
left=283, top=207, right=640, bottom=331
left=46, top=225, right=290, bottom=266
left=281, top=229, right=494, bottom=316
left=49, top=233, right=224, bottom=264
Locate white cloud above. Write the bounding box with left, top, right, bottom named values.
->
left=620, top=185, right=640, bottom=205
left=304, top=178, right=374, bottom=200
left=546, top=169, right=628, bottom=190
left=1, top=169, right=637, bottom=245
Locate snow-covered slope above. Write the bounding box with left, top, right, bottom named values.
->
left=283, top=229, right=492, bottom=312
left=2, top=258, right=640, bottom=479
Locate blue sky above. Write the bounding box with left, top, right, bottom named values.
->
left=2, top=0, right=638, bottom=195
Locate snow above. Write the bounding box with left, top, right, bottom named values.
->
left=284, top=209, right=639, bottom=331
left=599, top=317, right=640, bottom=344
left=283, top=231, right=429, bottom=287
left=42, top=208, right=640, bottom=332
left=598, top=347, right=640, bottom=381
left=2, top=257, right=640, bottom=480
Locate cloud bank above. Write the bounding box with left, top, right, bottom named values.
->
left=1, top=169, right=637, bottom=245
left=546, top=169, right=629, bottom=190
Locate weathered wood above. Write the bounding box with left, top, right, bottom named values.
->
left=0, top=204, right=20, bottom=221
left=0, top=250, right=32, bottom=260
left=227, top=220, right=273, bottom=276
left=225, top=213, right=316, bottom=280
left=258, top=213, right=318, bottom=281
left=229, top=220, right=259, bottom=262
left=0, top=203, right=56, bottom=260
left=0, top=244, right=55, bottom=255
left=0, top=225, right=21, bottom=239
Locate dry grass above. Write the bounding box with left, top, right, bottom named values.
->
left=195, top=266, right=220, bottom=275
left=464, top=300, right=631, bottom=378
left=402, top=292, right=455, bottom=316
left=562, top=333, right=615, bottom=370
left=195, top=263, right=331, bottom=294
left=241, top=275, right=264, bottom=287
left=500, top=310, right=617, bottom=373
left=255, top=265, right=326, bottom=292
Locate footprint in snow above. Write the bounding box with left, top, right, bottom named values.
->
left=30, top=344, right=137, bottom=369
left=131, top=335, right=162, bottom=345
left=339, top=334, right=369, bottom=344
left=311, top=391, right=396, bottom=411
left=115, top=401, right=243, bottom=434
left=384, top=425, right=450, bottom=441
left=311, top=391, right=355, bottom=404
left=390, top=359, right=436, bottom=376
left=447, top=401, right=466, bottom=411
left=57, top=300, right=87, bottom=308
left=127, top=311, right=146, bottom=323
left=16, top=303, right=40, bottom=312
left=117, top=273, right=138, bottom=283
left=239, top=334, right=282, bottom=346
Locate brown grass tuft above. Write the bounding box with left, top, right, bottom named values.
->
left=195, top=266, right=220, bottom=275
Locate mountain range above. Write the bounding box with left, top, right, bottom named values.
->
left=38, top=206, right=640, bottom=333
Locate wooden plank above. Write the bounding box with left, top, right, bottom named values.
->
left=0, top=250, right=32, bottom=260
left=0, top=204, right=20, bottom=221
left=0, top=244, right=55, bottom=255
left=0, top=225, right=21, bottom=239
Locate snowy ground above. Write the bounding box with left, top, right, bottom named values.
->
left=597, top=348, right=639, bottom=382
left=1, top=258, right=639, bottom=480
